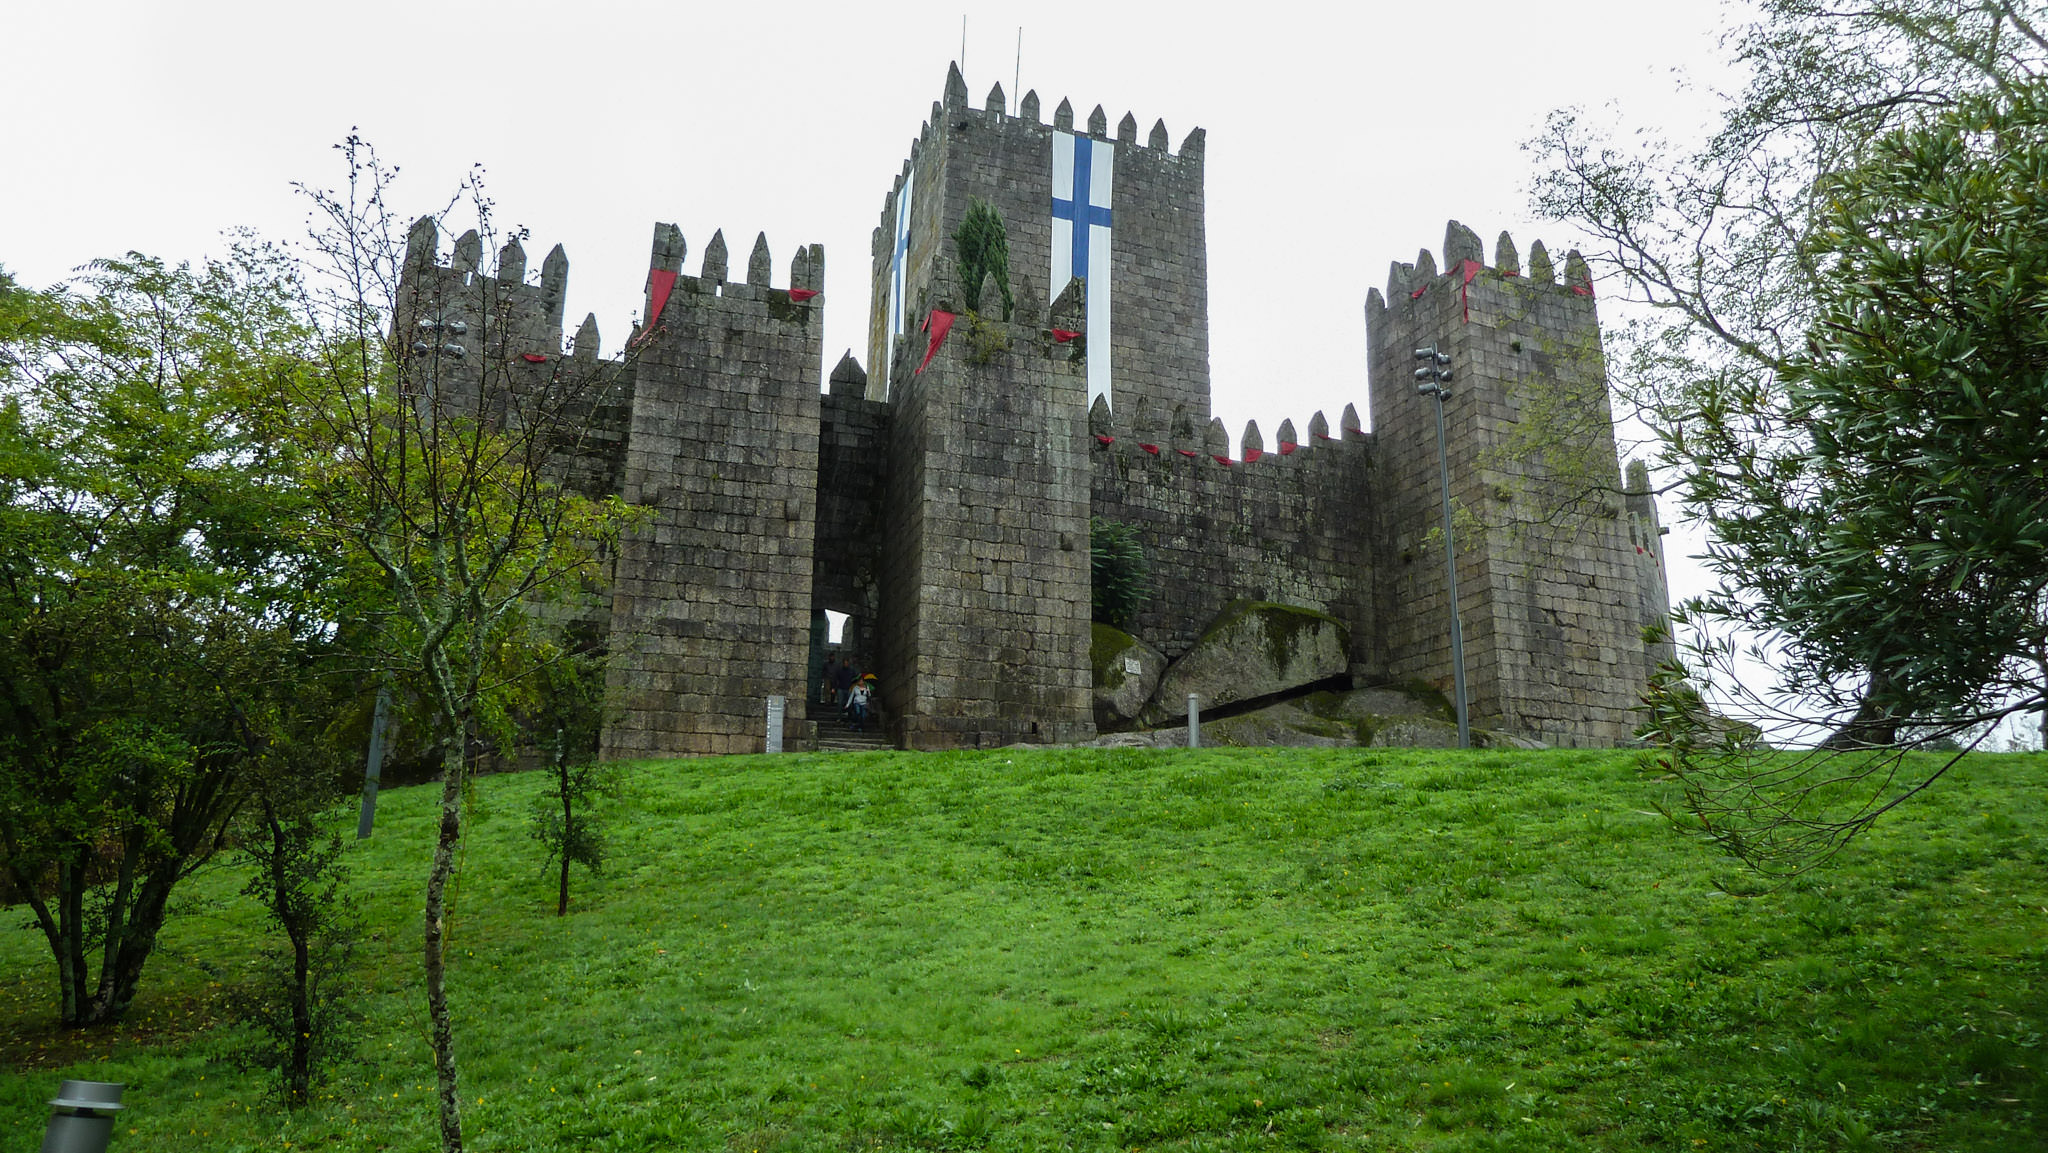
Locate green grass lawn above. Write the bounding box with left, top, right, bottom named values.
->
left=2, top=746, right=2044, bottom=1151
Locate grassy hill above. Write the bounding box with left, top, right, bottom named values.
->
left=1, top=746, right=2043, bottom=1151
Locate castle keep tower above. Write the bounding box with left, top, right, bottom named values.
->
left=857, top=66, right=1218, bottom=747
left=868, top=64, right=1210, bottom=440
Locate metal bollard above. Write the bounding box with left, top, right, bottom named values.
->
left=765, top=695, right=785, bottom=754
left=41, top=1081, right=123, bottom=1153
left=1186, top=693, right=1200, bottom=749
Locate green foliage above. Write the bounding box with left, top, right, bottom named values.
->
left=1642, top=81, right=2048, bottom=871
left=1, top=747, right=2043, bottom=1150
left=953, top=198, right=1014, bottom=321
left=0, top=251, right=360, bottom=1028
left=525, top=653, right=619, bottom=916
left=235, top=800, right=360, bottom=1108
left=1538, top=1, right=2048, bottom=863
left=1735, top=81, right=2048, bottom=721
left=292, top=136, right=643, bottom=1152
left=1089, top=516, right=1149, bottom=630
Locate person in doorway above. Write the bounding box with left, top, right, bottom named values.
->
left=831, top=657, right=856, bottom=713
left=849, top=673, right=876, bottom=732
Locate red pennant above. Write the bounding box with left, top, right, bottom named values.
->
left=1278, top=441, right=1298, bottom=455
left=1409, top=284, right=1428, bottom=300
left=916, top=310, right=956, bottom=375
left=1095, top=434, right=1116, bottom=445
left=1212, top=455, right=1234, bottom=467
left=1636, top=545, right=1645, bottom=554
left=638, top=268, right=678, bottom=344
left=521, top=353, right=549, bottom=363
left=1314, top=432, right=1336, bottom=441
left=1243, top=449, right=1264, bottom=463
left=1459, top=259, right=1483, bottom=323
left=1177, top=448, right=1199, bottom=458
left=1050, top=328, right=1080, bottom=343
left=1139, top=443, right=1160, bottom=455
left=789, top=288, right=820, bottom=302
left=1571, top=283, right=1595, bottom=297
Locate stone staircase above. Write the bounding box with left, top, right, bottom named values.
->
left=808, top=701, right=892, bottom=752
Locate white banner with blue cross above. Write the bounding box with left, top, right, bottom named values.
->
left=886, top=171, right=914, bottom=384
left=1051, top=131, right=1114, bottom=409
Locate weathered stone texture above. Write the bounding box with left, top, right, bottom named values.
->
left=599, top=254, right=825, bottom=759
left=1088, top=409, right=1380, bottom=676
left=1366, top=234, right=1652, bottom=747
left=390, top=71, right=1673, bottom=758
left=867, top=73, right=1210, bottom=441
left=1143, top=601, right=1351, bottom=725
left=877, top=316, right=1097, bottom=749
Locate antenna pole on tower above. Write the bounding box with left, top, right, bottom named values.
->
left=1014, top=27, right=1022, bottom=115
left=961, top=15, right=967, bottom=77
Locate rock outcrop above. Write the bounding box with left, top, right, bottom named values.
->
left=1140, top=601, right=1349, bottom=726
left=1091, top=623, right=1166, bottom=730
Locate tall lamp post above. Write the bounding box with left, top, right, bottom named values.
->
left=1415, top=345, right=1471, bottom=749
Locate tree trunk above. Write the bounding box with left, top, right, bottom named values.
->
left=82, top=859, right=180, bottom=1025
left=263, top=805, right=315, bottom=1108
left=557, top=773, right=572, bottom=917
left=58, top=857, right=88, bottom=1026
left=423, top=737, right=467, bottom=1153
left=289, top=922, right=312, bottom=1107
left=11, top=861, right=77, bottom=1027
left=1822, top=668, right=1901, bottom=750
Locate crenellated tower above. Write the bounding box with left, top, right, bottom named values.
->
left=1366, top=221, right=1662, bottom=746
left=599, top=225, right=828, bottom=758
left=388, top=69, right=1673, bottom=758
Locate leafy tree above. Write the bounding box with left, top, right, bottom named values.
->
left=954, top=198, right=1014, bottom=320
left=1537, top=1, right=2048, bottom=868
left=239, top=788, right=360, bottom=1108
left=0, top=252, right=356, bottom=1026
left=291, top=138, right=633, bottom=1153
left=1636, top=79, right=2048, bottom=870
left=525, top=652, right=615, bottom=916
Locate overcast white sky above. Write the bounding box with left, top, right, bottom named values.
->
left=2, top=0, right=1755, bottom=675
left=2, top=1, right=1730, bottom=432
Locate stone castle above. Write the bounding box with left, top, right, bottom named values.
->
left=393, top=63, right=1672, bottom=757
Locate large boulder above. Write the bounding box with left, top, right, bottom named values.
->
left=1141, top=601, right=1349, bottom=726
left=1091, top=623, right=1166, bottom=730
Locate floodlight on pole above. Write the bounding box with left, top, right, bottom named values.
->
left=1413, top=344, right=1471, bottom=749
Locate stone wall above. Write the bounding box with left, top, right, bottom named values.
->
left=814, top=354, right=891, bottom=670
left=877, top=312, right=1096, bottom=749
left=1086, top=404, right=1382, bottom=676
left=599, top=231, right=826, bottom=758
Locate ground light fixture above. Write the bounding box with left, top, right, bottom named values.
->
left=1414, top=345, right=1471, bottom=749
left=40, top=1080, right=123, bottom=1153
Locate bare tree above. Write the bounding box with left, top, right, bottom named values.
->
left=291, top=137, right=631, bottom=1153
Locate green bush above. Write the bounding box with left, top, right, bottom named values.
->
left=953, top=198, right=1013, bottom=320
left=1091, top=516, right=1148, bottom=629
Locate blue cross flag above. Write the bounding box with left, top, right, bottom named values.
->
left=1051, top=131, right=1114, bottom=408
left=886, top=171, right=915, bottom=387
